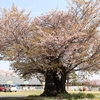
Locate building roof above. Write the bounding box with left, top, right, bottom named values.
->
left=0, top=69, right=42, bottom=85
left=0, top=76, right=42, bottom=85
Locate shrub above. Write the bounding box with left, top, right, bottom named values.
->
left=58, top=93, right=95, bottom=100
left=60, top=93, right=72, bottom=99
left=71, top=93, right=78, bottom=99
left=77, top=93, right=86, bottom=99
left=86, top=93, right=95, bottom=99
left=71, top=93, right=86, bottom=99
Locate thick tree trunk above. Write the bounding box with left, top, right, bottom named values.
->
left=40, top=70, right=69, bottom=97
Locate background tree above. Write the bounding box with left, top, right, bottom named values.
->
left=0, top=0, right=100, bottom=96
left=84, top=79, right=100, bottom=90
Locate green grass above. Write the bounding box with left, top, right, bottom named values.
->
left=0, top=90, right=100, bottom=100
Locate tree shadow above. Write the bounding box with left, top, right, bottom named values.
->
left=0, top=97, right=26, bottom=100
left=0, top=95, right=59, bottom=100
left=0, top=96, right=47, bottom=100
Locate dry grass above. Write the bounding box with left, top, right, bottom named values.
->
left=0, top=90, right=43, bottom=97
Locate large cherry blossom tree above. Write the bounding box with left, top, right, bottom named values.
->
left=0, top=0, right=100, bottom=96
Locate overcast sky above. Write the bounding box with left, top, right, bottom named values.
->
left=0, top=0, right=67, bottom=16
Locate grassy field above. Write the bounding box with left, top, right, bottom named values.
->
left=0, top=90, right=100, bottom=100
left=0, top=90, right=43, bottom=97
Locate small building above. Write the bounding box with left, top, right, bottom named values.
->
left=0, top=75, right=43, bottom=90
left=0, top=69, right=43, bottom=90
